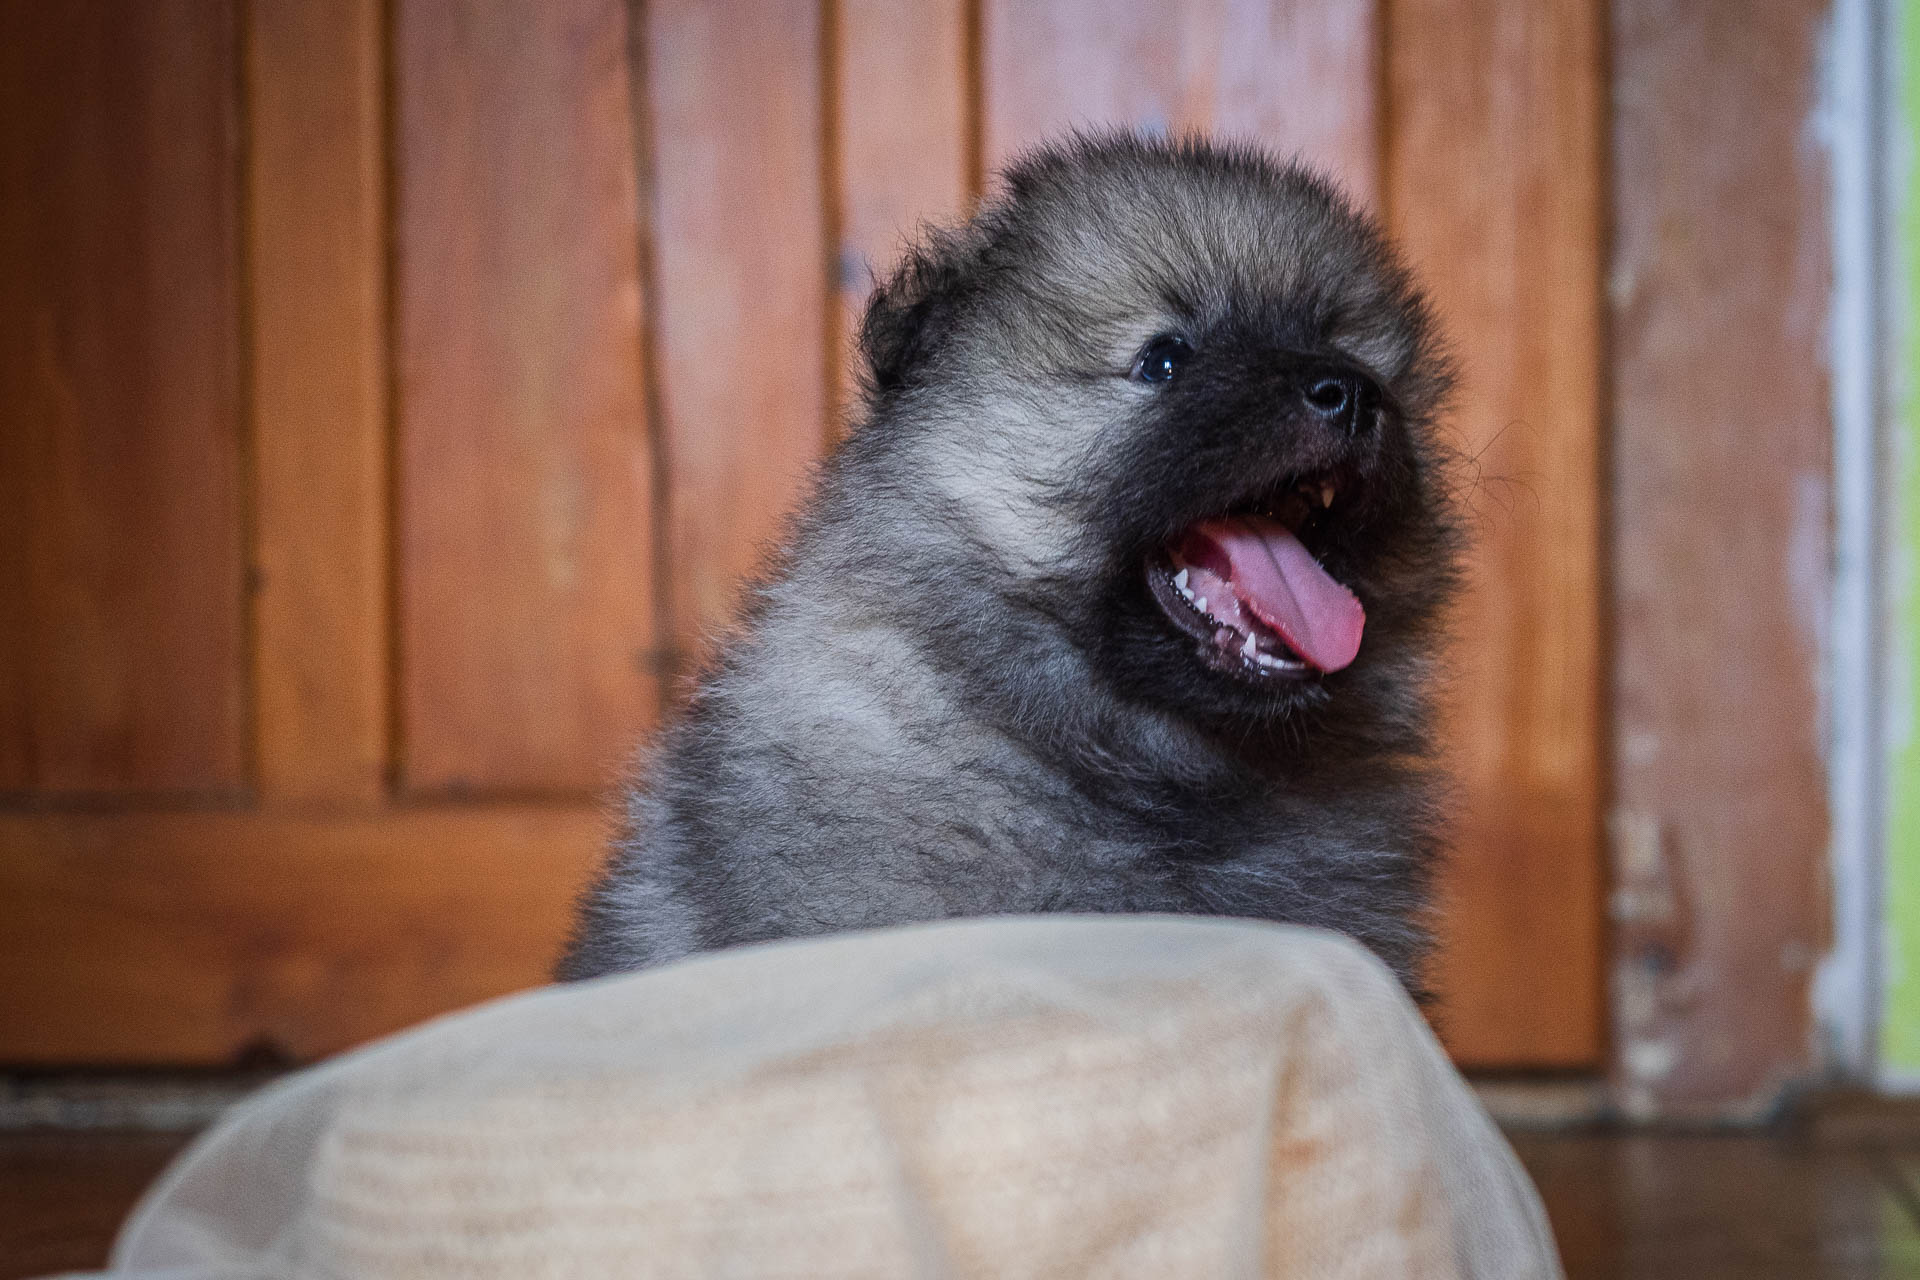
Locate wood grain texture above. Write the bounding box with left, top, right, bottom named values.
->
left=1512, top=1130, right=1920, bottom=1276
left=0, top=1133, right=191, bottom=1280
left=395, top=0, right=660, bottom=795
left=1608, top=0, right=1831, bottom=1118
left=0, top=806, right=607, bottom=1064
left=248, top=0, right=389, bottom=803
left=647, top=0, right=831, bottom=652
left=831, top=0, right=972, bottom=420
left=982, top=0, right=1380, bottom=205
left=0, top=1, right=246, bottom=795
left=1387, top=0, right=1606, bottom=1066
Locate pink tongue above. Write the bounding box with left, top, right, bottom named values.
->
left=1181, top=517, right=1365, bottom=672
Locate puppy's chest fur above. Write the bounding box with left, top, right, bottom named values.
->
left=559, top=578, right=1435, bottom=990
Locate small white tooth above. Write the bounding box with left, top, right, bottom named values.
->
left=1193, top=596, right=1207, bottom=614
left=1320, top=483, right=1336, bottom=508
left=1173, top=568, right=1189, bottom=589
left=1243, top=632, right=1258, bottom=658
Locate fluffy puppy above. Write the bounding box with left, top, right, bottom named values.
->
left=561, top=132, right=1461, bottom=992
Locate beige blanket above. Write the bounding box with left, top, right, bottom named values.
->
left=79, top=916, right=1560, bottom=1278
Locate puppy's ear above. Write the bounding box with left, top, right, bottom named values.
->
left=859, top=229, right=973, bottom=396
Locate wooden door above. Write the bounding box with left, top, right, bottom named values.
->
left=1, top=0, right=1602, bottom=1068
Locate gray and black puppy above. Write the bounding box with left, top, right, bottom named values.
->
left=561, top=132, right=1461, bottom=993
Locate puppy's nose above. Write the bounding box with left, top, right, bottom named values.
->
left=1301, top=370, right=1365, bottom=435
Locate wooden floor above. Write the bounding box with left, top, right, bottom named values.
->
left=0, top=1131, right=187, bottom=1280
left=1512, top=1129, right=1920, bottom=1278
left=5, top=1126, right=1920, bottom=1277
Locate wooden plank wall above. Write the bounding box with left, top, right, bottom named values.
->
left=1608, top=0, right=1832, bottom=1119
left=0, top=0, right=1625, bottom=1078
left=647, top=0, right=830, bottom=656
left=1387, top=0, right=1607, bottom=1066
left=395, top=0, right=660, bottom=795
left=0, top=1, right=246, bottom=796
left=249, top=0, right=388, bottom=804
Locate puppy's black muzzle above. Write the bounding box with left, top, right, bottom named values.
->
left=1179, top=358, right=1385, bottom=512
left=1075, top=351, right=1396, bottom=566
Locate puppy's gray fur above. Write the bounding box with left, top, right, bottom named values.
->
left=560, top=133, right=1460, bottom=992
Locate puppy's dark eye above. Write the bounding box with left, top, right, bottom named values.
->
left=1132, top=335, right=1192, bottom=384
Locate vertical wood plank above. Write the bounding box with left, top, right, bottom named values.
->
left=832, top=0, right=972, bottom=418
left=647, top=0, right=830, bottom=651
left=1608, top=0, right=1830, bottom=1117
left=248, top=0, right=389, bottom=804
left=396, top=0, right=660, bottom=794
left=0, top=808, right=607, bottom=1064
left=982, top=0, right=1380, bottom=205
left=0, top=2, right=246, bottom=796
left=1387, top=0, right=1606, bottom=1065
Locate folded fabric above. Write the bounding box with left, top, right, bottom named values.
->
left=72, top=915, right=1561, bottom=1279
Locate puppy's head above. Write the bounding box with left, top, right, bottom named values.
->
left=856, top=133, right=1459, bottom=743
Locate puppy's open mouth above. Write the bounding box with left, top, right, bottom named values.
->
left=1146, top=471, right=1364, bottom=683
